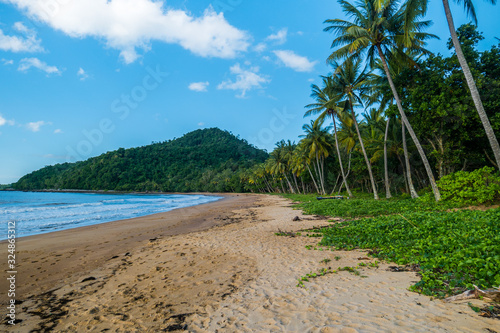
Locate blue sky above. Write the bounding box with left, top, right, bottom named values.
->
left=0, top=0, right=498, bottom=184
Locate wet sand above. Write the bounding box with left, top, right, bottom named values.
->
left=1, top=194, right=498, bottom=332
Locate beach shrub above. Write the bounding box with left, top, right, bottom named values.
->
left=432, top=167, right=500, bottom=206
left=316, top=209, right=500, bottom=297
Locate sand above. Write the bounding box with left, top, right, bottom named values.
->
left=1, top=194, right=498, bottom=332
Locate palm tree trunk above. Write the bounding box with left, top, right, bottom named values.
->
left=316, top=152, right=326, bottom=195
left=397, top=154, right=410, bottom=194
left=351, top=104, right=379, bottom=199
left=307, top=164, right=321, bottom=194
left=376, top=45, right=441, bottom=201
left=292, top=172, right=301, bottom=194
left=332, top=115, right=353, bottom=197
left=283, top=173, right=295, bottom=193
left=402, top=121, right=419, bottom=198
left=279, top=178, right=286, bottom=194
left=384, top=117, right=392, bottom=198
left=442, top=0, right=500, bottom=172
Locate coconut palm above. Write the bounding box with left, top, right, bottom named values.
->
left=401, top=121, right=419, bottom=197
left=330, top=58, right=379, bottom=199
left=324, top=0, right=442, bottom=201
left=300, top=119, right=334, bottom=195
left=364, top=107, right=392, bottom=198
left=268, top=141, right=295, bottom=193
left=439, top=0, right=500, bottom=170
left=305, top=78, right=353, bottom=196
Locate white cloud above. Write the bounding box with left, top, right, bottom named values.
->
left=26, top=120, right=51, bottom=132
left=6, top=1, right=250, bottom=63
left=18, top=57, right=61, bottom=75
left=198, top=122, right=205, bottom=126
left=13, top=22, right=30, bottom=33
left=77, top=67, right=89, bottom=80
left=273, top=50, right=317, bottom=72
left=254, top=42, right=267, bottom=53
left=0, top=114, right=15, bottom=126
left=266, top=28, right=288, bottom=45
left=188, top=81, right=209, bottom=92
left=0, top=22, right=43, bottom=53
left=217, top=63, right=270, bottom=98
left=54, top=129, right=62, bottom=134
left=2, top=59, right=14, bottom=65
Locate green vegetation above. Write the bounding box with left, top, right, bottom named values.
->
left=421, top=167, right=500, bottom=206
left=288, top=194, right=500, bottom=297
left=247, top=21, right=500, bottom=201
left=297, top=268, right=336, bottom=288
left=281, top=193, right=457, bottom=218
left=14, top=128, right=268, bottom=192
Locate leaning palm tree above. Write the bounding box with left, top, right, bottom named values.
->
left=330, top=58, right=379, bottom=199
left=305, top=78, right=353, bottom=196
left=324, top=0, right=442, bottom=201
left=439, top=0, right=500, bottom=170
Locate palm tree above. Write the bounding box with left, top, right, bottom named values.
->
left=439, top=0, right=500, bottom=170
left=383, top=117, right=393, bottom=198
left=300, top=119, right=334, bottom=195
left=295, top=141, right=322, bottom=193
left=364, top=107, right=392, bottom=198
left=268, top=141, right=295, bottom=193
left=331, top=58, right=379, bottom=199
left=305, top=78, right=353, bottom=196
left=402, top=121, right=419, bottom=198
left=324, top=0, right=442, bottom=201
left=283, top=140, right=301, bottom=193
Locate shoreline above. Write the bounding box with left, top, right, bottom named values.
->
left=0, top=191, right=229, bottom=241
left=0, top=188, right=232, bottom=196
left=0, top=193, right=258, bottom=305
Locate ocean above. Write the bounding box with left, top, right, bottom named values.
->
left=0, top=191, right=222, bottom=240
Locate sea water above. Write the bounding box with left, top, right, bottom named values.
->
left=0, top=191, right=222, bottom=240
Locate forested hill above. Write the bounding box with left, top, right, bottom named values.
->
left=14, top=128, right=269, bottom=192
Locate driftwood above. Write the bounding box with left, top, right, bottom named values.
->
left=316, top=196, right=348, bottom=200
left=444, top=285, right=500, bottom=303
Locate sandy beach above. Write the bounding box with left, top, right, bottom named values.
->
left=1, top=194, right=498, bottom=332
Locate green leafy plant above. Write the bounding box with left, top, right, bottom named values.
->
left=316, top=209, right=500, bottom=296
left=297, top=268, right=336, bottom=287
left=422, top=167, right=500, bottom=205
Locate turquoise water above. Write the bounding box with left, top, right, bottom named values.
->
left=0, top=191, right=222, bottom=239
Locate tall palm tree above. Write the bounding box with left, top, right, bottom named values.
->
left=324, top=0, right=442, bottom=201
left=439, top=0, right=500, bottom=170
left=305, top=78, right=353, bottom=196
left=364, top=107, right=392, bottom=198
left=331, top=58, right=379, bottom=199
left=402, top=121, right=419, bottom=198
left=383, top=117, right=393, bottom=198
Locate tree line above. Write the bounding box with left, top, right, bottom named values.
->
left=245, top=0, right=499, bottom=200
